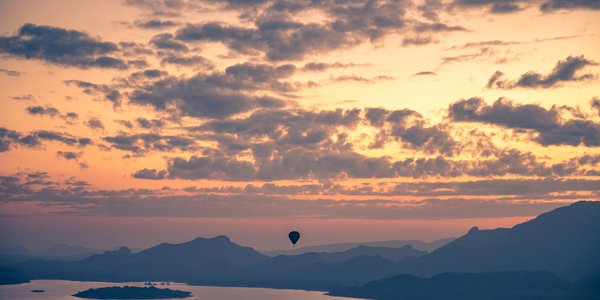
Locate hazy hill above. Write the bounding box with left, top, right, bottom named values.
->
left=396, top=201, right=600, bottom=280
left=261, top=238, right=453, bottom=256
left=330, top=271, right=600, bottom=300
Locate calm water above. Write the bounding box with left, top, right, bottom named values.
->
left=0, top=280, right=359, bottom=300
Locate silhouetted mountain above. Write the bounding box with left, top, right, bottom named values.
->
left=395, top=201, right=600, bottom=280
left=330, top=271, right=600, bottom=300
left=11, top=236, right=268, bottom=282
left=261, top=238, right=453, bottom=256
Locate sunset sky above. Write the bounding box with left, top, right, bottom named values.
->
left=0, top=0, right=599, bottom=251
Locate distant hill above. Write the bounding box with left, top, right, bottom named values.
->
left=395, top=201, right=600, bottom=280
left=13, top=236, right=268, bottom=281
left=261, top=238, right=453, bottom=256
left=330, top=271, right=600, bottom=300
left=194, top=245, right=425, bottom=290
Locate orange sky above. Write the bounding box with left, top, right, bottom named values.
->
left=0, top=0, right=599, bottom=250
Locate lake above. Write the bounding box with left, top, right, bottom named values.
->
left=0, top=280, right=359, bottom=300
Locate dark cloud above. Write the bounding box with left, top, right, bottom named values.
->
left=449, top=97, right=600, bottom=147
left=116, top=120, right=134, bottom=129
left=402, top=35, right=436, bottom=46
left=413, top=22, right=467, bottom=32
left=102, top=133, right=196, bottom=154
left=302, top=62, right=364, bottom=72
left=158, top=53, right=213, bottom=69
left=413, top=71, right=436, bottom=76
left=540, top=0, right=600, bottom=11
left=1, top=127, right=93, bottom=151
left=127, top=69, right=169, bottom=82
left=129, top=66, right=288, bottom=119
left=175, top=1, right=409, bottom=61
left=150, top=33, right=189, bottom=51
left=136, top=117, right=165, bottom=129
left=487, top=55, right=597, bottom=89
left=134, top=19, right=178, bottom=29
left=56, top=151, right=80, bottom=160
left=85, top=117, right=105, bottom=130
left=63, top=112, right=79, bottom=122
left=591, top=97, right=600, bottom=115
left=0, top=68, right=21, bottom=77
left=26, top=105, right=79, bottom=123
left=452, top=0, right=525, bottom=14
left=26, top=105, right=60, bottom=117
left=64, top=80, right=121, bottom=105
left=133, top=168, right=167, bottom=180
left=0, top=23, right=127, bottom=69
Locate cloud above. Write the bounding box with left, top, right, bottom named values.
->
left=135, top=117, right=165, bottom=130
left=0, top=24, right=127, bottom=69
left=302, top=62, right=364, bottom=72
left=1, top=172, right=588, bottom=219
left=175, top=1, right=409, bottom=61
left=452, top=0, right=526, bottom=14
left=0, top=68, right=21, bottom=77
left=487, top=55, right=597, bottom=89
left=133, top=168, right=167, bottom=179
left=540, top=0, right=600, bottom=11
left=448, top=97, right=600, bottom=147
left=102, top=133, right=196, bottom=154
left=1, top=127, right=93, bottom=152
left=134, top=19, right=178, bottom=29
left=413, top=71, right=436, bottom=76
left=64, top=80, right=121, bottom=105
left=116, top=120, right=134, bottom=129
left=591, top=97, right=600, bottom=115
left=158, top=53, right=213, bottom=68
left=150, top=33, right=189, bottom=52
left=85, top=117, right=105, bottom=130
left=56, top=151, right=80, bottom=160
left=26, top=105, right=60, bottom=117
left=129, top=66, right=288, bottom=119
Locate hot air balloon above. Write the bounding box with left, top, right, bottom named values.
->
left=288, top=231, right=300, bottom=247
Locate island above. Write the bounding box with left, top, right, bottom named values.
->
left=73, top=286, right=192, bottom=299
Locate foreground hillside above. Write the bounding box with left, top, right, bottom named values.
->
left=330, top=271, right=600, bottom=300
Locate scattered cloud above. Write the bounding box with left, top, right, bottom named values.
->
left=0, top=24, right=127, bottom=69
left=449, top=97, right=600, bottom=147
left=487, top=55, right=597, bottom=89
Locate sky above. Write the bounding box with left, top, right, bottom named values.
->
left=0, top=0, right=599, bottom=251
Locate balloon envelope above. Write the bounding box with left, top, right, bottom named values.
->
left=288, top=231, right=300, bottom=246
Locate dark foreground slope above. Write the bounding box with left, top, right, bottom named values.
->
left=330, top=271, right=600, bottom=300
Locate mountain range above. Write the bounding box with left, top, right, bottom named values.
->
left=1, top=201, right=599, bottom=299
